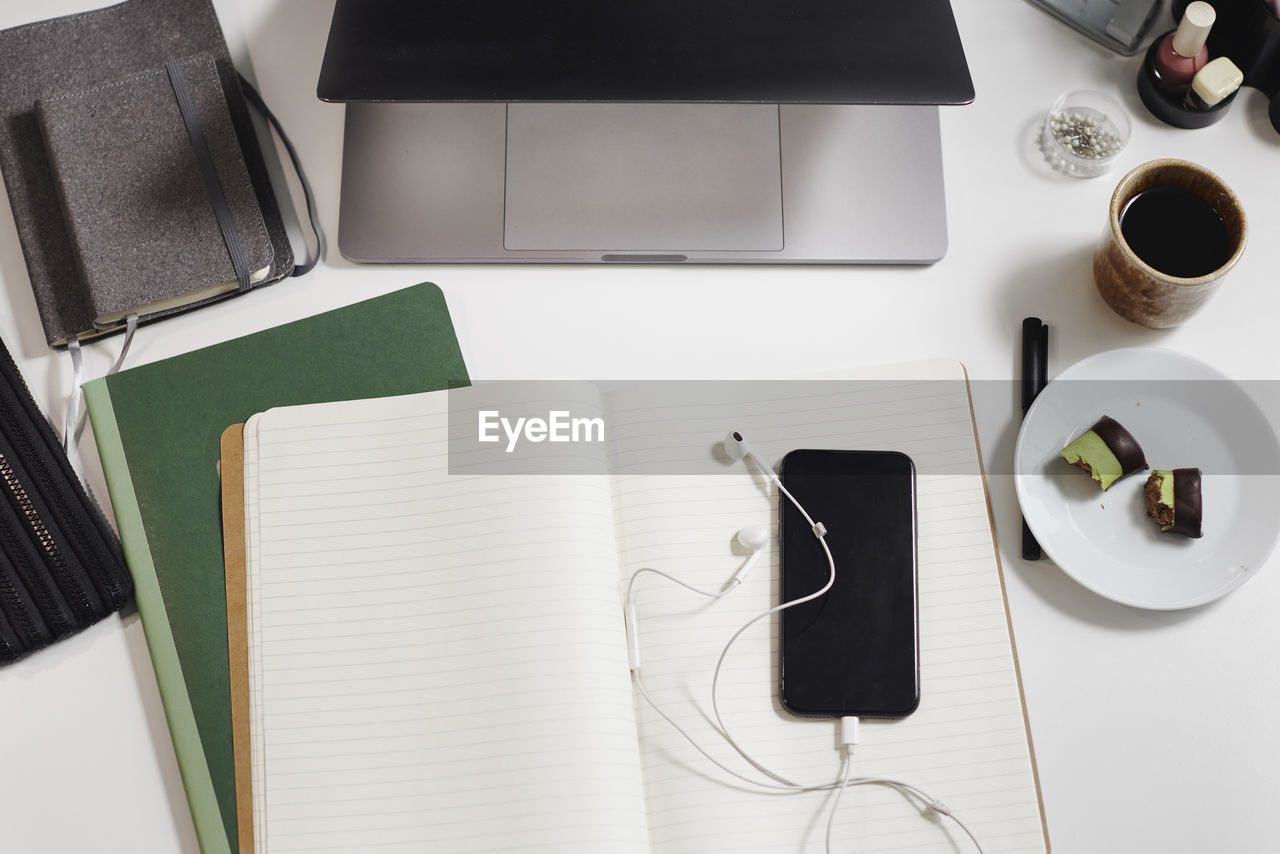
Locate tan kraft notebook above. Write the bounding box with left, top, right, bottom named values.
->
left=220, top=425, right=253, bottom=854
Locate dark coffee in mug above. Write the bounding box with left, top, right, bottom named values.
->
left=1118, top=185, right=1230, bottom=278
left=1094, top=159, right=1245, bottom=328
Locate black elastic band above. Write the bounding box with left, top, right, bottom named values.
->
left=238, top=74, right=326, bottom=276
left=166, top=59, right=253, bottom=292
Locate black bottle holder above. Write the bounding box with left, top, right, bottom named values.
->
left=1138, top=37, right=1241, bottom=127
left=1169, top=0, right=1280, bottom=133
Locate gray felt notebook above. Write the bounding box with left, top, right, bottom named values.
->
left=37, top=54, right=273, bottom=334
left=0, top=0, right=297, bottom=350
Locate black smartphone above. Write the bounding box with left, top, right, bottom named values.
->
left=778, top=449, right=918, bottom=718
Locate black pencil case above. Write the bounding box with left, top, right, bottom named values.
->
left=0, top=336, right=132, bottom=664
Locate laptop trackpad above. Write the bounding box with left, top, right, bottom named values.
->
left=504, top=104, right=783, bottom=252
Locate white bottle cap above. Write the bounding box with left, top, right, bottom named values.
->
left=1192, top=56, right=1244, bottom=106
left=1172, top=1, right=1216, bottom=58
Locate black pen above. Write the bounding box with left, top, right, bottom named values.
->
left=1021, top=317, right=1049, bottom=560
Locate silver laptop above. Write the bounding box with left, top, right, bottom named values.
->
left=319, top=2, right=973, bottom=265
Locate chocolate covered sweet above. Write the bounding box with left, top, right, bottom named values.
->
left=1058, top=415, right=1148, bottom=490
left=1144, top=468, right=1203, bottom=538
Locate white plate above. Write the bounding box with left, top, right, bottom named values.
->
left=1014, top=348, right=1280, bottom=610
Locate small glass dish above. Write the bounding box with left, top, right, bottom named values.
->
left=1041, top=90, right=1132, bottom=178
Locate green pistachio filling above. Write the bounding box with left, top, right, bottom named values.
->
left=1058, top=430, right=1124, bottom=490
left=1156, top=469, right=1175, bottom=530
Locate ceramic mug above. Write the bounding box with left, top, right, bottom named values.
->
left=1093, top=158, right=1247, bottom=328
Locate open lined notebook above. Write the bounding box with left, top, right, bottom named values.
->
left=230, top=361, right=1048, bottom=853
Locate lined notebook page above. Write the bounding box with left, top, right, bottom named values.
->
left=243, top=388, right=649, bottom=853
left=245, top=414, right=267, bottom=849
left=602, top=362, right=1048, bottom=853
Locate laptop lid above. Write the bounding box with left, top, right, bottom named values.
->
left=318, top=0, right=974, bottom=106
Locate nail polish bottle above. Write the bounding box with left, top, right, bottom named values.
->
left=1152, top=1, right=1215, bottom=95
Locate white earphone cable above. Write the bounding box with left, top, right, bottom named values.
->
left=826, top=750, right=854, bottom=852
left=633, top=669, right=985, bottom=853
left=708, top=523, right=832, bottom=788
left=626, top=565, right=742, bottom=604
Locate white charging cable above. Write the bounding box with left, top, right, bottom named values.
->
left=829, top=717, right=858, bottom=852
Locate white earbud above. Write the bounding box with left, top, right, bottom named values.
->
left=730, top=525, right=771, bottom=585
left=722, top=429, right=753, bottom=461
left=736, top=525, right=770, bottom=551
left=724, top=431, right=780, bottom=485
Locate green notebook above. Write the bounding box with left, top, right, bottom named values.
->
left=84, top=283, right=468, bottom=854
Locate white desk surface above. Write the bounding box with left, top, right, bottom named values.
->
left=3, top=1, right=1279, bottom=852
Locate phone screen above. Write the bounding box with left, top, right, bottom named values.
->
left=779, top=449, right=918, bottom=718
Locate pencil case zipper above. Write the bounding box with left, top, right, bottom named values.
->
left=0, top=342, right=130, bottom=618
left=0, top=440, right=81, bottom=636
left=0, top=427, right=106, bottom=625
